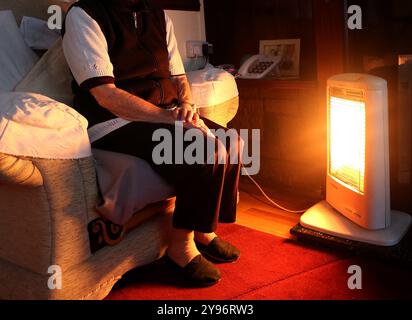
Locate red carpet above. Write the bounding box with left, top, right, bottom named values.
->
left=106, top=224, right=412, bottom=300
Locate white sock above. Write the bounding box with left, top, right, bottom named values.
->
left=168, top=231, right=201, bottom=267
left=194, top=232, right=218, bottom=245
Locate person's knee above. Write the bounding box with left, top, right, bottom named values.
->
left=238, top=135, right=245, bottom=156
left=203, top=135, right=228, bottom=165
left=227, top=132, right=243, bottom=165
left=215, top=138, right=228, bottom=165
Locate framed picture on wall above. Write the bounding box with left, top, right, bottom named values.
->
left=259, top=39, right=301, bottom=79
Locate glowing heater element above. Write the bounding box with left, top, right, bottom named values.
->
left=329, top=96, right=365, bottom=193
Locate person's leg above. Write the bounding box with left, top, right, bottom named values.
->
left=166, top=228, right=198, bottom=267
left=193, top=119, right=243, bottom=247
left=91, top=121, right=230, bottom=265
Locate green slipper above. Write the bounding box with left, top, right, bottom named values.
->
left=195, top=237, right=240, bottom=263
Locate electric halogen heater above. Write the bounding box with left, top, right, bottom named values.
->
left=300, top=73, right=411, bottom=246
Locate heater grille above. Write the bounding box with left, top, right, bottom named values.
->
left=330, top=87, right=365, bottom=100
left=329, top=93, right=366, bottom=193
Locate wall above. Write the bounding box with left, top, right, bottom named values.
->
left=208, top=0, right=347, bottom=198
left=165, top=0, right=206, bottom=69
left=204, top=0, right=317, bottom=80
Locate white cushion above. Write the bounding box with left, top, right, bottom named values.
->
left=15, top=38, right=74, bottom=106
left=187, top=65, right=239, bottom=108
left=20, top=16, right=61, bottom=50
left=0, top=10, right=38, bottom=93
left=0, top=92, right=91, bottom=159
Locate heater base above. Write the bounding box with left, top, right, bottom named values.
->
left=300, top=201, right=412, bottom=246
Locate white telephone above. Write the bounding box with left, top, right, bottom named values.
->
left=237, top=54, right=281, bottom=79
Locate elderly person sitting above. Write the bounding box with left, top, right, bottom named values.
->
left=62, top=0, right=242, bottom=287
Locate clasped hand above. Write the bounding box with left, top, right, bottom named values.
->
left=170, top=102, right=209, bottom=134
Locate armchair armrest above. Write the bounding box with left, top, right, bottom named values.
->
left=0, top=153, right=99, bottom=275
left=0, top=153, right=43, bottom=187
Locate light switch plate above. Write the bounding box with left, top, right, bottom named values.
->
left=186, top=40, right=207, bottom=58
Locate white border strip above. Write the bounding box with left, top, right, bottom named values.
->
left=88, top=117, right=131, bottom=143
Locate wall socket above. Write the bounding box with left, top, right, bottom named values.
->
left=186, top=40, right=208, bottom=58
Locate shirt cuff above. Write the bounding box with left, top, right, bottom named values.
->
left=80, top=76, right=115, bottom=90
left=169, top=60, right=186, bottom=76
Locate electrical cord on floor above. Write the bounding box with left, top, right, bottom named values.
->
left=242, top=167, right=309, bottom=214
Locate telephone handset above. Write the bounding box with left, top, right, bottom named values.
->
left=238, top=54, right=281, bottom=79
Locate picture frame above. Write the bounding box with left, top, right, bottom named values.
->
left=259, top=39, right=301, bottom=79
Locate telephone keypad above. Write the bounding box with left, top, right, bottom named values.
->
left=248, top=61, right=275, bottom=74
